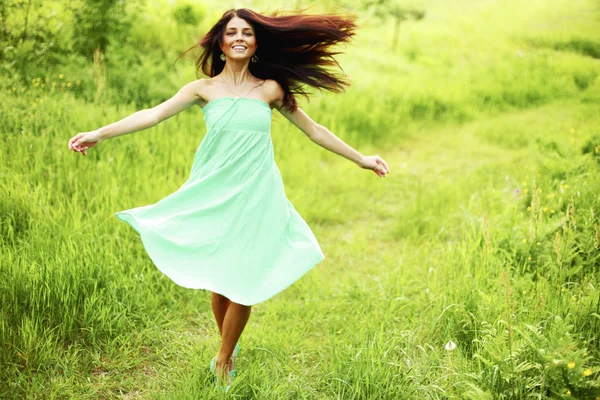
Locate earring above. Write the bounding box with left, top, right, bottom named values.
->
left=251, top=54, right=258, bottom=63
left=220, top=53, right=226, bottom=61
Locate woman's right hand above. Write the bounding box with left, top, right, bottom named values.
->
left=68, top=130, right=102, bottom=156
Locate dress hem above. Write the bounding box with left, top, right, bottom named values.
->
left=115, top=211, right=325, bottom=306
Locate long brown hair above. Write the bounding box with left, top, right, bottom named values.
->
left=177, top=8, right=358, bottom=111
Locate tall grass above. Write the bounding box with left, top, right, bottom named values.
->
left=1, top=0, right=600, bottom=398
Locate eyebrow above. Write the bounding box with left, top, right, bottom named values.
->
left=225, top=27, right=253, bottom=31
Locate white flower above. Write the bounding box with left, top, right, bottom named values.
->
left=445, top=340, right=456, bottom=351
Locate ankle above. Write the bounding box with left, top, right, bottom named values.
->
left=215, top=354, right=231, bottom=368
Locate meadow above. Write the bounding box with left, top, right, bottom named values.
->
left=1, top=0, right=600, bottom=398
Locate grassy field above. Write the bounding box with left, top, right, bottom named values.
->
left=1, top=0, right=600, bottom=398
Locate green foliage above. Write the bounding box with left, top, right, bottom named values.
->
left=172, top=1, right=206, bottom=26
left=1, top=0, right=600, bottom=398
left=71, top=0, right=141, bottom=58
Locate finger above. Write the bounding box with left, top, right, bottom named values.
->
left=377, top=158, right=389, bottom=172
left=69, top=134, right=82, bottom=149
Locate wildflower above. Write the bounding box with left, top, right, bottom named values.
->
left=522, top=239, right=527, bottom=243
left=445, top=340, right=456, bottom=351
left=67, top=82, right=72, bottom=87
left=564, top=184, right=569, bottom=189
left=45, top=77, right=49, bottom=82
left=538, top=188, right=542, bottom=193
left=527, top=206, right=531, bottom=211
left=584, top=351, right=588, bottom=356
left=35, top=97, right=40, bottom=102
left=52, top=82, right=56, bottom=87
left=595, top=145, right=600, bottom=154
left=543, top=207, right=548, bottom=212
left=12, top=87, right=15, bottom=91
left=524, top=189, right=529, bottom=194
left=41, top=84, right=45, bottom=88
left=537, top=173, right=541, bottom=178
left=51, top=87, right=55, bottom=92
left=566, top=389, right=571, bottom=395
left=31, top=78, right=35, bottom=83
left=528, top=256, right=532, bottom=261
left=522, top=181, right=527, bottom=186
left=76, top=79, right=81, bottom=84
left=570, top=128, right=575, bottom=133
left=537, top=242, right=541, bottom=246
left=551, top=209, right=555, bottom=214
left=39, top=98, right=44, bottom=103
left=59, top=74, right=64, bottom=79
left=522, top=290, right=527, bottom=294
left=568, top=361, right=576, bottom=369
left=584, top=369, right=592, bottom=376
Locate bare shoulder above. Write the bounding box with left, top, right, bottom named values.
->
left=191, top=77, right=221, bottom=107
left=263, top=79, right=285, bottom=109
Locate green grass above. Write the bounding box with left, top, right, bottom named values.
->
left=1, top=0, right=600, bottom=398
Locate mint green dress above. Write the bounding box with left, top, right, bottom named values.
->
left=115, top=97, right=325, bottom=306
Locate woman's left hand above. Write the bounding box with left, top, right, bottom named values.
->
left=359, top=155, right=389, bottom=178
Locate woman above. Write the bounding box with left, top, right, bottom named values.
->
left=68, top=8, right=389, bottom=392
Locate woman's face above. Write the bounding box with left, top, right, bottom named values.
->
left=220, top=17, right=257, bottom=62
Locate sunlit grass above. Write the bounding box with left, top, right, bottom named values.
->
left=1, top=0, right=600, bottom=398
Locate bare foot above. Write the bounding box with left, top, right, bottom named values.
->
left=215, top=358, right=231, bottom=386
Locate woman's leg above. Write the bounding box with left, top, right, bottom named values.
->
left=214, top=301, right=252, bottom=385
left=211, top=292, right=231, bottom=336
left=211, top=292, right=235, bottom=371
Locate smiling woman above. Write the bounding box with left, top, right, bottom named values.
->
left=178, top=8, right=360, bottom=112
left=223, top=23, right=259, bottom=62
left=67, top=7, right=389, bottom=393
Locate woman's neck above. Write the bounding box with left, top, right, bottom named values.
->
left=219, top=60, right=254, bottom=86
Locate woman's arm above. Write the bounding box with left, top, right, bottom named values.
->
left=266, top=79, right=389, bottom=177
left=99, top=80, right=204, bottom=140
left=279, top=105, right=363, bottom=162
left=68, top=79, right=205, bottom=155
left=277, top=104, right=389, bottom=177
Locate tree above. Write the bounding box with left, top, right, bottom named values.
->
left=71, top=0, right=140, bottom=60
left=364, top=0, right=425, bottom=52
